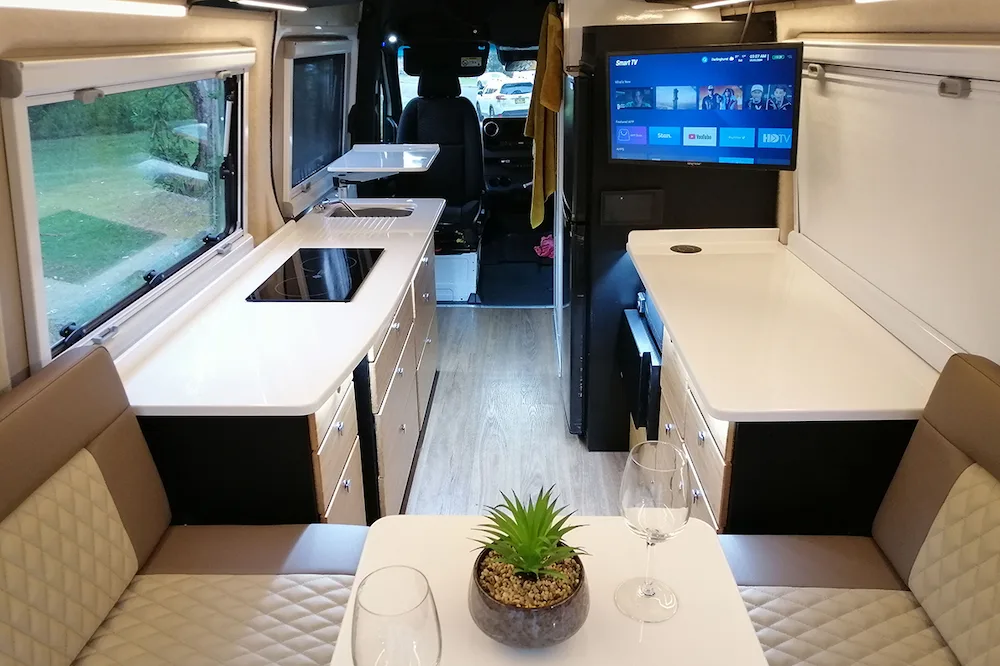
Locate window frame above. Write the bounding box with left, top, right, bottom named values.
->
left=0, top=46, right=255, bottom=371
left=271, top=38, right=357, bottom=220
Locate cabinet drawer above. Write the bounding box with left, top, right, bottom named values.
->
left=311, top=375, right=354, bottom=448
left=371, top=295, right=415, bottom=411
left=412, top=248, right=436, bottom=342
left=683, top=389, right=727, bottom=522
left=658, top=393, right=684, bottom=448
left=416, top=316, right=439, bottom=426
left=687, top=452, right=719, bottom=531
left=380, top=381, right=421, bottom=517
left=324, top=436, right=367, bottom=526
left=376, top=324, right=419, bottom=450
left=660, top=335, right=688, bottom=435
left=316, top=383, right=358, bottom=512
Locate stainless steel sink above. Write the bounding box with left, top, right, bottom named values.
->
left=326, top=205, right=413, bottom=218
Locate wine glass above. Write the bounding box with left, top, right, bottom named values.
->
left=352, top=566, right=442, bottom=666
left=615, top=440, right=692, bottom=623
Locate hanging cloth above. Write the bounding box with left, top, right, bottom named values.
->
left=524, top=2, right=563, bottom=229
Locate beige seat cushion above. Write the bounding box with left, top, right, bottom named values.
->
left=0, top=449, right=138, bottom=666
left=741, top=586, right=959, bottom=666
left=907, top=464, right=1000, bottom=666
left=74, top=573, right=355, bottom=666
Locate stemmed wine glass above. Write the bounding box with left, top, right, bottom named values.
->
left=352, top=565, right=442, bottom=666
left=615, top=440, right=692, bottom=623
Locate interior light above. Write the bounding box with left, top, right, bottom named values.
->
left=314, top=25, right=323, bottom=30
left=690, top=0, right=751, bottom=8
left=230, top=0, right=309, bottom=11
left=387, top=34, right=399, bottom=44
left=0, top=0, right=186, bottom=16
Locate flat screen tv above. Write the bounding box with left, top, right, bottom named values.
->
left=291, top=53, right=347, bottom=187
left=607, top=43, right=803, bottom=170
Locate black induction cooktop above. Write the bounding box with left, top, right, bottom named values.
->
left=247, top=248, right=384, bottom=303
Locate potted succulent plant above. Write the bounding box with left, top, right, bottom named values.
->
left=468, top=488, right=590, bottom=649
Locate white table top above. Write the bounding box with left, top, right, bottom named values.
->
left=329, top=144, right=440, bottom=174
left=628, top=228, right=938, bottom=422
left=331, top=515, right=766, bottom=666
left=117, top=199, right=444, bottom=416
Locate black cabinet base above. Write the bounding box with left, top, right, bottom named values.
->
left=139, top=414, right=319, bottom=525
left=726, top=420, right=917, bottom=536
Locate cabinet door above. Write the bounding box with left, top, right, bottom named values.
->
left=325, top=437, right=367, bottom=526
left=416, top=316, right=439, bottom=426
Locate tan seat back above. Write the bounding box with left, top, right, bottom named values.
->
left=0, top=347, right=170, bottom=666
left=874, top=354, right=1000, bottom=666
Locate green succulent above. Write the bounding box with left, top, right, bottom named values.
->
left=475, top=487, right=587, bottom=580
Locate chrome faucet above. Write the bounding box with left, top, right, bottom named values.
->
left=314, top=197, right=359, bottom=217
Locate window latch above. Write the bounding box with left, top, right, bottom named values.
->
left=58, top=323, right=87, bottom=347
left=73, top=88, right=105, bottom=105
left=219, top=154, right=235, bottom=180
left=91, top=326, right=119, bottom=346
left=143, top=270, right=166, bottom=287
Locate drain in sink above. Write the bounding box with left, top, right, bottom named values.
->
left=670, top=244, right=702, bottom=254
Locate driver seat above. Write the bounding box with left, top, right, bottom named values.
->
left=396, top=73, right=485, bottom=237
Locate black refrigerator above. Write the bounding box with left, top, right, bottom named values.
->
left=559, top=20, right=779, bottom=452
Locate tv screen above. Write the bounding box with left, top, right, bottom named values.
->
left=291, top=53, right=347, bottom=187
left=607, top=44, right=803, bottom=169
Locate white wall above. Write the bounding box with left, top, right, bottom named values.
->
left=773, top=0, right=1000, bottom=242
left=778, top=0, right=1000, bottom=39
left=562, top=0, right=722, bottom=68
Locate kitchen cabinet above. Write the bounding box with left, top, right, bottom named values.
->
left=139, top=238, right=440, bottom=526
left=655, top=322, right=916, bottom=536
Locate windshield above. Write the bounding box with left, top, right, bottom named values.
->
left=398, top=44, right=537, bottom=120
left=500, top=83, right=533, bottom=94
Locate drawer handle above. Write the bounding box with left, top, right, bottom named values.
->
left=392, top=322, right=402, bottom=331
left=396, top=367, right=405, bottom=376
left=698, top=431, right=706, bottom=446
left=400, top=423, right=407, bottom=433
left=693, top=489, right=703, bottom=504
left=421, top=256, right=430, bottom=265
left=664, top=423, right=673, bottom=436
left=335, top=421, right=345, bottom=433
left=342, top=479, right=352, bottom=491
left=422, top=292, right=431, bottom=302
left=425, top=337, right=432, bottom=345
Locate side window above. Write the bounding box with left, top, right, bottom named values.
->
left=1, top=48, right=251, bottom=365
left=27, top=79, right=238, bottom=355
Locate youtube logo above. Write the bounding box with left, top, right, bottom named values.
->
left=682, top=127, right=718, bottom=147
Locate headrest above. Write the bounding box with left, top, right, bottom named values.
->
left=923, top=354, right=1000, bottom=481
left=418, top=73, right=461, bottom=99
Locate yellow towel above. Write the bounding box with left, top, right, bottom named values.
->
left=525, top=2, right=563, bottom=229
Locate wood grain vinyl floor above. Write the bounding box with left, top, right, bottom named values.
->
left=405, top=308, right=627, bottom=516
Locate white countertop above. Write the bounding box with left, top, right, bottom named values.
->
left=628, top=228, right=938, bottom=422
left=117, top=199, right=444, bottom=417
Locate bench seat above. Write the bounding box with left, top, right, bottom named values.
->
left=0, top=348, right=368, bottom=666
left=722, top=355, right=1000, bottom=666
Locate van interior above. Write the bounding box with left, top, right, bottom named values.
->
left=1, top=0, right=998, bottom=664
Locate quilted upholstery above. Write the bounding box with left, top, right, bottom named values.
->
left=0, top=449, right=138, bottom=666
left=75, top=574, right=355, bottom=666
left=741, top=586, right=959, bottom=666
left=908, top=464, right=1000, bottom=666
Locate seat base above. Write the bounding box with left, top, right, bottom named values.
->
left=76, top=573, right=354, bottom=666
left=741, top=586, right=959, bottom=666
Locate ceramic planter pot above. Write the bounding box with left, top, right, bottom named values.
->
left=468, top=549, right=590, bottom=649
